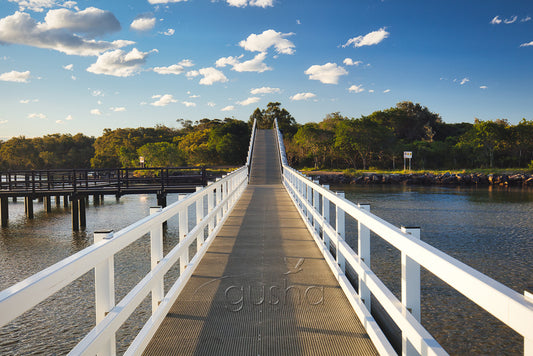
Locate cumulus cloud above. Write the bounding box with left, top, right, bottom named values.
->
left=162, top=28, right=175, bottom=36
left=522, top=16, right=532, bottom=23
left=342, top=28, right=389, bottom=48
left=90, top=108, right=102, bottom=115
left=63, top=63, right=74, bottom=71
left=130, top=13, right=156, bottom=31
left=7, top=0, right=78, bottom=13
left=110, top=106, right=126, bottom=112
left=152, top=59, right=193, bottom=75
left=0, top=120, right=8, bottom=124
left=207, top=102, right=216, bottom=107
left=520, top=41, right=533, bottom=47
left=65, top=114, right=73, bottom=120
left=192, top=67, right=228, bottom=85
left=239, top=29, right=295, bottom=55
left=182, top=101, right=196, bottom=107
left=480, top=86, right=488, bottom=89
left=504, top=16, right=518, bottom=24
left=0, top=70, right=31, bottom=82
left=237, top=97, right=260, bottom=106
left=348, top=84, right=364, bottom=93
left=227, top=0, right=273, bottom=8
left=490, top=16, right=502, bottom=25
left=343, top=58, right=362, bottom=66
left=150, top=94, right=177, bottom=106
left=250, top=87, right=281, bottom=94
left=459, top=77, right=469, bottom=85
left=87, top=48, right=151, bottom=77
left=383, top=89, right=391, bottom=93
left=304, top=63, right=348, bottom=84
left=290, top=92, right=316, bottom=101
left=0, top=10, right=132, bottom=56
left=28, top=112, right=46, bottom=119
left=216, top=52, right=271, bottom=73
left=221, top=105, right=235, bottom=111
left=148, top=0, right=188, bottom=3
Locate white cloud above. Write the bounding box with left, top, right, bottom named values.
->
left=383, top=89, right=391, bottom=93
left=182, top=101, right=196, bottom=107
left=343, top=58, right=362, bottom=66
left=237, top=97, right=260, bottom=106
left=196, top=67, right=228, bottom=85
left=348, top=84, right=364, bottom=93
left=490, top=16, right=502, bottom=25
left=90, top=108, right=102, bottom=115
left=7, top=0, right=78, bottom=13
left=0, top=120, right=8, bottom=124
left=239, top=29, right=295, bottom=55
left=0, top=10, right=132, bottom=56
left=342, top=27, right=389, bottom=48
left=207, top=102, right=216, bottom=107
left=480, top=86, right=488, bottom=89
left=110, top=106, right=126, bottom=112
left=20, top=99, right=30, bottom=103
left=520, top=41, right=533, bottom=47
left=504, top=16, right=518, bottom=24
left=87, top=48, right=151, bottom=77
left=186, top=70, right=199, bottom=78
left=221, top=105, right=235, bottom=111
left=28, top=112, right=46, bottom=119
left=65, top=114, right=73, bottom=120
left=250, top=86, right=281, bottom=94
left=216, top=52, right=271, bottom=73
left=0, top=70, right=31, bottom=83
left=153, top=60, right=193, bottom=75
left=460, top=78, right=469, bottom=85
left=522, top=16, right=532, bottom=23
left=226, top=0, right=273, bottom=7
left=304, top=63, right=348, bottom=84
left=71, top=75, right=76, bottom=80
left=63, top=64, right=74, bottom=71
left=290, top=92, right=316, bottom=101
left=150, top=94, right=177, bottom=106
left=130, top=14, right=156, bottom=31
left=162, top=28, right=175, bottom=36
left=368, top=89, right=375, bottom=93
left=91, top=89, right=104, bottom=96
left=148, top=0, right=188, bottom=3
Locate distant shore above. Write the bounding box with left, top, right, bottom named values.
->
left=300, top=170, right=533, bottom=187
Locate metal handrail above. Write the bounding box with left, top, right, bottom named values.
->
left=273, top=119, right=533, bottom=356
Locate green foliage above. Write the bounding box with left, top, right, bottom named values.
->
left=137, top=142, right=186, bottom=167
left=249, top=102, right=298, bottom=137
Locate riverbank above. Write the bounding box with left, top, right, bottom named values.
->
left=301, top=170, right=533, bottom=186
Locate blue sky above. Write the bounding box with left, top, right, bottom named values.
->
left=0, top=0, right=532, bottom=139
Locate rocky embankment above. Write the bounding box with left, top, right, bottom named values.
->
left=303, top=171, right=533, bottom=187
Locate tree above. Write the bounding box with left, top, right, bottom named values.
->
left=293, top=123, right=332, bottom=168
left=208, top=119, right=251, bottom=165
left=249, top=102, right=298, bottom=137
left=137, top=142, right=186, bottom=167
left=0, top=136, right=41, bottom=169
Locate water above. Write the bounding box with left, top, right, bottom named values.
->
left=335, top=184, right=533, bottom=355
left=0, top=186, right=532, bottom=354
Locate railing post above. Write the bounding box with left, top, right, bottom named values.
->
left=94, top=229, right=116, bottom=356
left=208, top=182, right=215, bottom=234
left=216, top=178, right=222, bottom=225
left=150, top=207, right=164, bottom=314
left=322, top=184, right=330, bottom=250
left=313, top=181, right=320, bottom=236
left=178, top=194, right=188, bottom=274
left=196, top=187, right=204, bottom=249
left=401, top=226, right=421, bottom=356
left=335, top=192, right=345, bottom=272
left=358, top=203, right=371, bottom=310
left=306, top=179, right=312, bottom=223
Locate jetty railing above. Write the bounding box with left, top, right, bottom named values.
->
left=0, top=120, right=257, bottom=355
left=274, top=119, right=533, bottom=356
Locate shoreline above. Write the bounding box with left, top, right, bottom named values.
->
left=300, top=171, right=533, bottom=187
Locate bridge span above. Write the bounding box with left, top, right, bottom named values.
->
left=0, top=119, right=531, bottom=355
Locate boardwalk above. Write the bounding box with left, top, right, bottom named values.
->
left=144, top=130, right=378, bottom=355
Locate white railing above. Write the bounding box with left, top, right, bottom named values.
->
left=274, top=119, right=533, bottom=356
left=0, top=121, right=257, bottom=355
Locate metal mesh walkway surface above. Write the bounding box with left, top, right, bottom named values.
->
left=143, top=130, right=378, bottom=355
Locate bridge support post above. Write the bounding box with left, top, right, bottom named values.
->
left=401, top=226, right=421, bottom=356
left=150, top=207, right=164, bottom=314
left=63, top=195, right=69, bottom=208
left=196, top=187, right=204, bottom=248
left=78, top=197, right=86, bottom=229
left=357, top=203, right=371, bottom=311
left=335, top=192, right=345, bottom=272
left=55, top=195, right=60, bottom=207
left=25, top=197, right=34, bottom=219
left=322, top=185, right=330, bottom=251
left=94, top=230, right=116, bottom=355
left=71, top=196, right=79, bottom=231
left=1, top=197, right=8, bottom=227
left=43, top=196, right=52, bottom=213
left=179, top=194, right=189, bottom=274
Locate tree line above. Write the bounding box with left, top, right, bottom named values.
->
left=0, top=101, right=531, bottom=171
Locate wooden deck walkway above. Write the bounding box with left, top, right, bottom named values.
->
left=143, top=130, right=378, bottom=355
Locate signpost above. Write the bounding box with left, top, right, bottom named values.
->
left=139, top=156, right=145, bottom=168
left=403, top=151, right=412, bottom=171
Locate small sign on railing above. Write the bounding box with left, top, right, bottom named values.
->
left=403, top=151, right=412, bottom=171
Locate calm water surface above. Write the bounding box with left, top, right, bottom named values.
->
left=336, top=184, right=533, bottom=355
left=0, top=186, right=532, bottom=355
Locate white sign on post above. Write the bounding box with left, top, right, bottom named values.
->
left=403, top=151, right=412, bottom=171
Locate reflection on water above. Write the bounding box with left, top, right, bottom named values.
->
left=336, top=184, right=533, bottom=355
left=1, top=186, right=531, bottom=354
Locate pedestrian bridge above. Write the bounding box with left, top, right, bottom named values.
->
left=0, top=120, right=531, bottom=355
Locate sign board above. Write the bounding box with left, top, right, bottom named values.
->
left=404, top=151, right=412, bottom=159
left=139, top=156, right=145, bottom=163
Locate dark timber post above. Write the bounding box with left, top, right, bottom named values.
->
left=25, top=196, right=34, bottom=219
left=71, top=195, right=79, bottom=231
left=1, top=196, right=8, bottom=227
left=44, top=196, right=52, bottom=213
left=78, top=197, right=86, bottom=228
